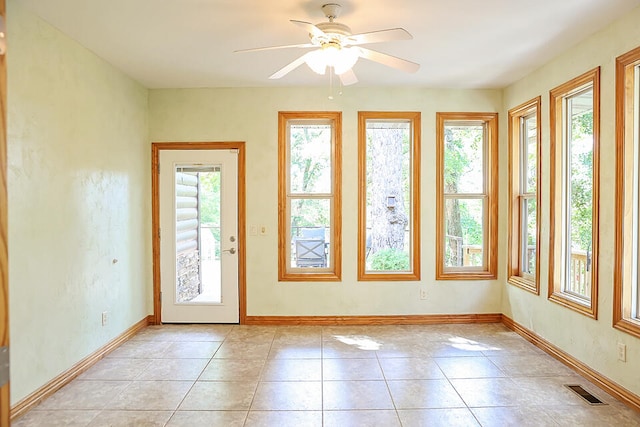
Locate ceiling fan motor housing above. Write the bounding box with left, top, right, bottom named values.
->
left=316, top=22, right=351, bottom=36
left=313, top=22, right=352, bottom=47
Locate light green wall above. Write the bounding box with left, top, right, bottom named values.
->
left=502, top=6, right=640, bottom=397
left=7, top=0, right=151, bottom=404
left=149, top=87, right=504, bottom=316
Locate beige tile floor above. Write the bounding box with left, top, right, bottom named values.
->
left=13, top=323, right=640, bottom=426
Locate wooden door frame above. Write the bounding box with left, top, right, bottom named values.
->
left=0, top=0, right=9, bottom=424
left=151, top=142, right=247, bottom=325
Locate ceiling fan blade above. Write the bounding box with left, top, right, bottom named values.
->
left=346, top=28, right=413, bottom=46
left=291, top=20, right=326, bottom=39
left=269, top=52, right=314, bottom=79
left=357, top=47, right=420, bottom=73
left=338, top=68, right=358, bottom=86
left=234, top=43, right=315, bottom=53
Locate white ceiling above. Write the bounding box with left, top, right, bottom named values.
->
left=19, top=0, right=640, bottom=89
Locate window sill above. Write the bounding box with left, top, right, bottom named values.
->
left=436, top=270, right=497, bottom=281
left=613, top=317, right=640, bottom=340
left=358, top=271, right=420, bottom=281
left=278, top=272, right=341, bottom=282
left=548, top=291, right=597, bottom=319
left=507, top=276, right=539, bottom=295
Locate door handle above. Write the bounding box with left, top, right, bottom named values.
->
left=222, top=247, right=236, bottom=254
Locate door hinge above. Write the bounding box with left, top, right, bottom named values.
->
left=158, top=228, right=161, bottom=239
left=0, top=346, right=9, bottom=387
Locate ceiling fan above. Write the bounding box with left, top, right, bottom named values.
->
left=235, top=3, right=420, bottom=86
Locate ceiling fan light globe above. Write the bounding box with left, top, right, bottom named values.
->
left=323, top=44, right=341, bottom=64
left=305, top=49, right=327, bottom=75
left=333, top=47, right=359, bottom=75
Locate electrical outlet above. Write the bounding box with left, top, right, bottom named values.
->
left=420, top=288, right=428, bottom=300
left=617, top=342, right=626, bottom=362
left=101, top=311, right=108, bottom=326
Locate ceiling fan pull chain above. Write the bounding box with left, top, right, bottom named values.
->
left=328, top=67, right=334, bottom=100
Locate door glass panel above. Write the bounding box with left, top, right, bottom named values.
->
left=175, top=166, right=221, bottom=303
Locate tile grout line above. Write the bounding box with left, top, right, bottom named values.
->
left=375, top=345, right=403, bottom=426
left=242, top=325, right=276, bottom=426
left=429, top=344, right=481, bottom=426
left=162, top=325, right=230, bottom=427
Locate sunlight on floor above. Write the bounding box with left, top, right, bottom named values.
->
left=333, top=335, right=382, bottom=351
left=448, top=336, right=500, bottom=352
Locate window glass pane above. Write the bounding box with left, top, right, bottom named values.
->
left=565, top=88, right=593, bottom=299
left=290, top=198, right=331, bottom=268
left=444, top=198, right=484, bottom=268
left=524, top=114, right=537, bottom=193
left=444, top=124, right=484, bottom=194
left=521, top=197, right=536, bottom=276
left=289, top=123, right=332, bottom=194
left=365, top=120, right=411, bottom=272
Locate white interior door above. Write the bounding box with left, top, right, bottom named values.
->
left=159, top=149, right=239, bottom=323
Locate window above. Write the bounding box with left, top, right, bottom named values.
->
left=357, top=112, right=421, bottom=281
left=614, top=46, right=640, bottom=337
left=508, top=97, right=541, bottom=293
left=436, top=113, right=498, bottom=280
left=278, top=112, right=342, bottom=281
left=549, top=68, right=600, bottom=318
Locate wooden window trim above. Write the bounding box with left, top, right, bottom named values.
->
left=357, top=111, right=421, bottom=281
left=548, top=67, right=600, bottom=318
left=508, top=97, right=541, bottom=294
left=0, top=0, right=8, bottom=423
left=614, top=46, right=640, bottom=338
left=436, top=112, right=498, bottom=280
left=278, top=111, right=342, bottom=282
